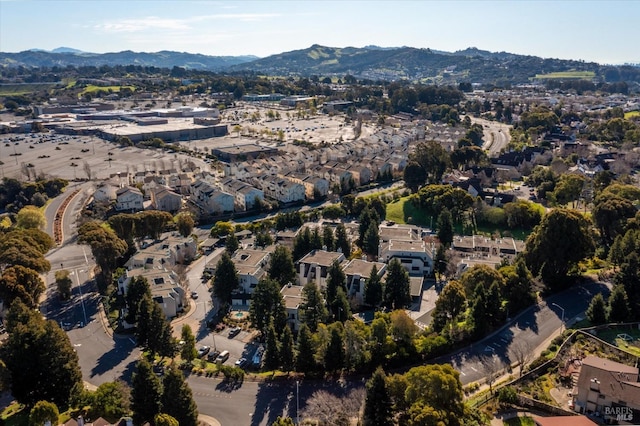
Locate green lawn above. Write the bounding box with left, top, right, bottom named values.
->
left=533, top=71, right=595, bottom=80
left=625, top=111, right=640, bottom=119
left=385, top=196, right=432, bottom=227
left=0, top=82, right=61, bottom=96
left=79, top=84, right=136, bottom=96
left=595, top=326, right=640, bottom=356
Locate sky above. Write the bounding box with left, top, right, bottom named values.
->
left=1, top=0, right=639, bottom=65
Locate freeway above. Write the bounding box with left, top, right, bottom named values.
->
left=471, top=116, right=512, bottom=157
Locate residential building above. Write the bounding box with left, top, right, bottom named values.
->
left=149, top=186, right=182, bottom=212
left=342, top=259, right=387, bottom=305
left=380, top=239, right=433, bottom=276
left=281, top=284, right=305, bottom=331
left=573, top=355, right=640, bottom=422
left=298, top=250, right=346, bottom=289
left=220, top=178, right=264, bottom=210
left=250, top=174, right=305, bottom=204
left=115, top=186, right=143, bottom=212
left=117, top=268, right=185, bottom=319
left=191, top=180, right=234, bottom=214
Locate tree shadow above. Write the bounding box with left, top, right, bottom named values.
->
left=251, top=380, right=296, bottom=426
left=90, top=337, right=136, bottom=378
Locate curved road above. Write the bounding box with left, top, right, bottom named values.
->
left=470, top=116, right=512, bottom=157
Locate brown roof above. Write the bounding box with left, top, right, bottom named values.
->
left=582, top=355, right=639, bottom=374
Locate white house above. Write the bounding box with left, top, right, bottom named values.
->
left=150, top=186, right=182, bottom=212
left=115, top=187, right=144, bottom=212
left=342, top=258, right=387, bottom=306
left=379, top=239, right=433, bottom=276
left=297, top=250, right=346, bottom=289
left=191, top=180, right=234, bottom=214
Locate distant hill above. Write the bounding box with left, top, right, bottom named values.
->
left=2, top=45, right=639, bottom=85
left=0, top=49, right=258, bottom=71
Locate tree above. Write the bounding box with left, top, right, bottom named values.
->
left=508, top=340, right=534, bottom=378
left=180, top=325, right=197, bottom=362
left=550, top=173, right=585, bottom=207
left=16, top=205, right=46, bottom=229
left=249, top=278, right=287, bottom=336
left=161, top=365, right=199, bottom=426
left=0, top=265, right=46, bottom=308
left=293, top=227, right=312, bottom=260
left=592, top=195, right=636, bottom=244
left=280, top=326, right=295, bottom=372
left=78, top=221, right=127, bottom=283
left=363, top=222, right=380, bottom=257
left=335, top=223, right=351, bottom=257
left=364, top=265, right=383, bottom=308
left=295, top=323, right=316, bottom=373
left=322, top=225, right=335, bottom=251
left=213, top=252, right=239, bottom=309
left=300, top=282, right=328, bottom=332
left=225, top=232, right=239, bottom=254
left=431, top=280, right=466, bottom=332
left=362, top=367, right=393, bottom=426
left=403, top=161, right=427, bottom=193
left=324, top=323, right=345, bottom=372
left=29, top=401, right=59, bottom=426
left=135, top=294, right=175, bottom=357
left=268, top=245, right=296, bottom=287
left=409, top=140, right=451, bottom=185
left=155, top=414, right=179, bottom=426
left=55, top=269, right=73, bottom=301
left=501, top=259, right=536, bottom=316
left=436, top=208, right=454, bottom=247
left=175, top=212, right=195, bottom=238
left=480, top=354, right=505, bottom=394
left=524, top=209, right=595, bottom=292
left=1, top=300, right=82, bottom=408
left=586, top=293, right=608, bottom=325
left=125, top=276, right=151, bottom=324
left=325, top=259, right=346, bottom=318
left=383, top=259, right=411, bottom=310
left=131, top=359, right=162, bottom=426
left=272, top=417, right=295, bottom=426
left=608, top=285, right=630, bottom=323
left=93, top=380, right=131, bottom=421
left=263, top=320, right=280, bottom=371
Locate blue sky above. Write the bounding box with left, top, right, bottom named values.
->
left=1, top=0, right=638, bottom=64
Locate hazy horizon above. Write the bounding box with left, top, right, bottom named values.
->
left=1, top=1, right=639, bottom=65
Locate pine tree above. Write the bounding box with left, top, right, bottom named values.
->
left=263, top=320, right=281, bottom=371
left=437, top=208, right=454, bottom=247
left=280, top=326, right=295, bottom=372
left=295, top=323, right=316, bottom=373
left=362, top=367, right=393, bottom=426
left=608, top=285, right=630, bottom=323
left=364, top=265, right=383, bottom=308
left=335, top=223, right=351, bottom=257
left=225, top=232, right=239, bottom=254
left=587, top=293, right=607, bottom=325
left=323, top=225, right=335, bottom=251
left=300, top=282, right=328, bottom=332
left=324, top=323, right=345, bottom=372
left=325, top=259, right=346, bottom=318
left=213, top=252, right=239, bottom=309
left=131, top=359, right=162, bottom=426
left=180, top=324, right=197, bottom=362
left=383, top=259, right=411, bottom=310
left=268, top=245, right=296, bottom=287
left=161, top=365, right=199, bottom=426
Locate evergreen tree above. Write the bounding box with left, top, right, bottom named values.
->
left=263, top=320, right=280, bottom=371
left=155, top=414, right=179, bottom=426
left=213, top=252, right=239, bottom=309
left=324, top=323, right=345, bottom=372
left=280, top=326, right=295, bottom=372
left=1, top=300, right=82, bottom=408
left=161, top=365, right=199, bottom=426
left=29, top=401, right=59, bottom=426
left=470, top=284, right=488, bottom=337
left=268, top=245, right=296, bottom=287
left=125, top=276, right=151, bottom=324
left=383, top=259, right=411, bottom=310
left=485, top=282, right=504, bottom=327
left=331, top=287, right=351, bottom=323
left=249, top=278, right=287, bottom=336
left=325, top=259, right=346, bottom=318
left=436, top=208, right=454, bottom=247
left=434, top=244, right=448, bottom=281
left=310, top=227, right=323, bottom=250
left=295, top=323, right=316, bottom=373
left=292, top=227, right=312, bottom=260
left=180, top=324, right=197, bottom=363
left=225, top=232, right=239, bottom=254
left=363, top=222, right=380, bottom=257
left=335, top=223, right=351, bottom=257
left=608, top=285, right=630, bottom=323
left=131, top=359, right=162, bottom=426
left=364, top=265, right=383, bottom=308
left=362, top=367, right=393, bottom=426
left=300, top=282, right=328, bottom=332
left=323, top=225, right=335, bottom=251
left=587, top=293, right=608, bottom=325
left=359, top=207, right=379, bottom=246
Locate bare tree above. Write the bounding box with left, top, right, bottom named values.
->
left=302, top=388, right=364, bottom=426
left=508, top=340, right=534, bottom=377
left=480, top=354, right=505, bottom=394
left=83, top=161, right=93, bottom=180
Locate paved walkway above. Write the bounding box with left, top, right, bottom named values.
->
left=198, top=414, right=222, bottom=426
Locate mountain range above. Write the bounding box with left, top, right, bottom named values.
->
left=1, top=45, right=639, bottom=84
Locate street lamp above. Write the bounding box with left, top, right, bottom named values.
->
left=552, top=302, right=565, bottom=332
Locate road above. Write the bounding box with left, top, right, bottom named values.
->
left=442, top=280, right=609, bottom=385
left=470, top=116, right=512, bottom=157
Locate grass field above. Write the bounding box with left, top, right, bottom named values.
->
left=595, top=326, right=640, bottom=357
left=533, top=71, right=595, bottom=80
left=78, top=84, right=136, bottom=96
left=625, top=111, right=640, bottom=119
left=385, top=196, right=432, bottom=226
left=504, top=416, right=535, bottom=426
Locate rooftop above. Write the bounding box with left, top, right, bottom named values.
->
left=298, top=249, right=344, bottom=267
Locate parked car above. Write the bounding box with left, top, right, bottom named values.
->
left=235, top=357, right=248, bottom=368
left=207, top=350, right=221, bottom=361
left=197, top=346, right=211, bottom=357
left=228, top=327, right=241, bottom=338
left=191, top=291, right=198, bottom=299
